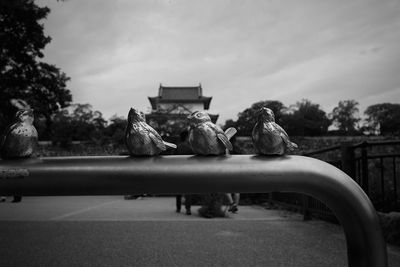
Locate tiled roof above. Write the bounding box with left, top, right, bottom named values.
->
left=159, top=86, right=201, bottom=100
left=148, top=84, right=212, bottom=110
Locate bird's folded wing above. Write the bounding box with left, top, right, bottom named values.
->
left=146, top=128, right=166, bottom=151
left=0, top=123, right=18, bottom=149
left=217, top=133, right=233, bottom=151
left=274, top=123, right=298, bottom=150
left=224, top=127, right=237, bottom=140
left=163, top=141, right=177, bottom=149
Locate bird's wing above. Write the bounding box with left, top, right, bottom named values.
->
left=224, top=127, right=237, bottom=140
left=144, top=124, right=166, bottom=151
left=163, top=141, right=177, bottom=149
left=272, top=122, right=289, bottom=139
left=0, top=134, right=5, bottom=150
left=0, top=122, right=18, bottom=150
left=273, top=122, right=298, bottom=150
left=217, top=133, right=233, bottom=150
left=207, top=122, right=233, bottom=150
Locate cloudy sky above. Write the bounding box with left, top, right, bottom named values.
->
left=36, top=0, right=400, bottom=123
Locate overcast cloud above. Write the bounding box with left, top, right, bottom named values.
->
left=37, top=0, right=400, bottom=123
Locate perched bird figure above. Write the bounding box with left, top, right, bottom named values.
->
left=0, top=109, right=38, bottom=159
left=188, top=111, right=237, bottom=155
left=252, top=107, right=298, bottom=155
left=125, top=108, right=176, bottom=156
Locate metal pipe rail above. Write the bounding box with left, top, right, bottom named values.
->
left=0, top=155, right=387, bottom=267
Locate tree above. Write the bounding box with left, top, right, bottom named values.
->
left=102, top=115, right=127, bottom=147
left=284, top=99, right=331, bottom=136
left=0, top=0, right=72, bottom=136
left=329, top=100, right=361, bottom=134
left=51, top=104, right=106, bottom=147
left=364, top=103, right=400, bottom=135
left=223, top=119, right=237, bottom=129
left=234, top=100, right=287, bottom=136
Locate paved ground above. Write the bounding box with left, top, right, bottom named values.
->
left=0, top=196, right=399, bottom=266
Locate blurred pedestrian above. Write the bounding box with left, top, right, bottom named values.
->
left=12, top=196, right=22, bottom=203
left=226, top=193, right=240, bottom=213
left=176, top=194, right=192, bottom=215
left=175, top=131, right=194, bottom=215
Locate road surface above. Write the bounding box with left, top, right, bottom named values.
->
left=0, top=196, right=399, bottom=266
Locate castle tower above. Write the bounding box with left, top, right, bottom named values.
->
left=146, top=83, right=219, bottom=138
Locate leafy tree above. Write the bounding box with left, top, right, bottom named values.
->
left=102, top=115, right=127, bottom=147
left=234, top=100, right=287, bottom=136
left=329, top=100, right=361, bottom=134
left=147, top=115, right=189, bottom=142
left=364, top=103, right=400, bottom=135
left=51, top=104, right=106, bottom=147
left=0, top=0, right=72, bottom=137
left=223, top=119, right=237, bottom=129
left=284, top=99, right=331, bottom=136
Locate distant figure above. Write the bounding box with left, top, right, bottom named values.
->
left=12, top=196, right=22, bottom=203
left=175, top=131, right=194, bottom=215
left=226, top=193, right=240, bottom=213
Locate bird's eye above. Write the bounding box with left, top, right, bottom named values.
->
left=196, top=113, right=201, bottom=118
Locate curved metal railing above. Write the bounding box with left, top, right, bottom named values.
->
left=0, top=155, right=387, bottom=267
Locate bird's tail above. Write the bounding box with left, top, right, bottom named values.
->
left=286, top=141, right=298, bottom=151
left=163, top=141, right=177, bottom=149
left=224, top=127, right=237, bottom=140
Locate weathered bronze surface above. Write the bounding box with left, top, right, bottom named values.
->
left=252, top=107, right=298, bottom=155
left=0, top=109, right=38, bottom=159
left=0, top=155, right=387, bottom=267
left=125, top=108, right=176, bottom=156
left=188, top=111, right=236, bottom=155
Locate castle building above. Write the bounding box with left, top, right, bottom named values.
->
left=146, top=84, right=218, bottom=138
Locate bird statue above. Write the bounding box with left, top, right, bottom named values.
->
left=188, top=111, right=237, bottom=155
left=0, top=108, right=38, bottom=159
left=252, top=107, right=298, bottom=155
left=125, top=108, right=177, bottom=156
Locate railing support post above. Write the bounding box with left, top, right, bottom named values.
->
left=361, top=141, right=370, bottom=195
left=341, top=142, right=356, bottom=179
left=302, top=194, right=311, bottom=220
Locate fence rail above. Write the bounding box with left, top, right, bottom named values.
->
left=277, top=140, right=400, bottom=220
left=0, top=155, right=388, bottom=267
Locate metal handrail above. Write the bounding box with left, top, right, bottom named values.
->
left=352, top=140, right=400, bottom=148
left=302, top=145, right=341, bottom=156
left=0, top=155, right=387, bottom=267
left=355, top=153, right=400, bottom=160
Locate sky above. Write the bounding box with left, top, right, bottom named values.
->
left=36, top=0, right=400, bottom=123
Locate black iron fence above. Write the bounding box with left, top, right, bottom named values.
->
left=352, top=141, right=400, bottom=211
left=269, top=140, right=400, bottom=220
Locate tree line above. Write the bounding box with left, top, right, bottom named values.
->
left=29, top=99, right=400, bottom=148
left=224, top=100, right=400, bottom=137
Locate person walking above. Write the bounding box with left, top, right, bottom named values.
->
left=175, top=131, right=194, bottom=215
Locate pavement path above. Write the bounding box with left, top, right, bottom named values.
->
left=0, top=196, right=399, bottom=266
